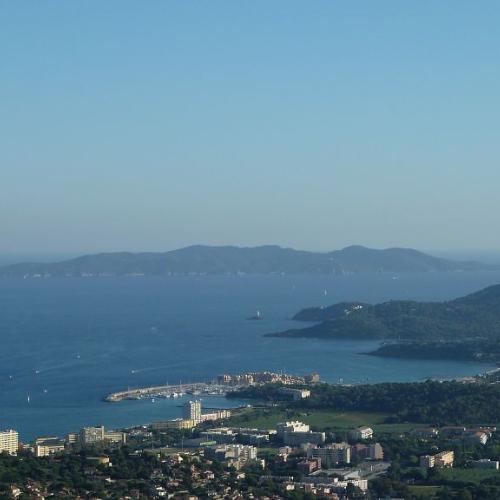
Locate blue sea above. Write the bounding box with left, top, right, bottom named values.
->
left=1, top=271, right=500, bottom=441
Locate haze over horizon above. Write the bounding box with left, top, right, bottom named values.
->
left=2, top=244, right=500, bottom=269
left=3, top=1, right=500, bottom=255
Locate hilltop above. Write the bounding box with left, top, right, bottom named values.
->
left=0, top=244, right=492, bottom=278
left=267, top=284, right=500, bottom=341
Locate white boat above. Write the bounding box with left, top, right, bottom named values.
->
left=247, top=310, right=263, bottom=320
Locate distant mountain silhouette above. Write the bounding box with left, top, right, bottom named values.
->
left=0, top=244, right=494, bottom=278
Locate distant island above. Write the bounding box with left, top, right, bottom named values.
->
left=267, top=284, right=500, bottom=342
left=0, top=244, right=494, bottom=278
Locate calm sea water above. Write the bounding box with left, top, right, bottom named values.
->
left=1, top=271, right=499, bottom=441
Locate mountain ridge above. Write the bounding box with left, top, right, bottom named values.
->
left=0, top=244, right=494, bottom=278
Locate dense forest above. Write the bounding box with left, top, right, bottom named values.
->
left=268, top=283, right=500, bottom=341
left=366, top=339, right=500, bottom=364
left=230, top=380, right=500, bottom=425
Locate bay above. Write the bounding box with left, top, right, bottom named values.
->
left=1, top=271, right=499, bottom=441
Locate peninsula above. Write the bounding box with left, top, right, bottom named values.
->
left=365, top=340, right=500, bottom=365
left=267, top=283, right=500, bottom=342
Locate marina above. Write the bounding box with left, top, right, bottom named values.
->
left=104, top=382, right=229, bottom=402
left=104, top=371, right=312, bottom=402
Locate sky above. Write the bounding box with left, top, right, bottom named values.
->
left=1, top=1, right=500, bottom=256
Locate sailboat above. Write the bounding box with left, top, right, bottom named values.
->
left=247, top=310, right=263, bottom=320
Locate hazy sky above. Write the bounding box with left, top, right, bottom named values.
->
left=2, top=1, right=500, bottom=255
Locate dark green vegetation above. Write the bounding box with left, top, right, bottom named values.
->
left=0, top=448, right=298, bottom=500
left=367, top=340, right=500, bottom=364
left=0, top=448, right=160, bottom=499
left=230, top=380, right=500, bottom=425
left=375, top=434, right=500, bottom=500
left=372, top=456, right=500, bottom=500
left=269, top=284, right=500, bottom=341
left=0, top=244, right=491, bottom=277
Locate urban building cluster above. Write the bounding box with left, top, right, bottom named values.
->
left=204, top=443, right=261, bottom=470
left=3, top=379, right=500, bottom=499
left=4, top=405, right=499, bottom=500
left=217, top=371, right=320, bottom=386
left=199, top=426, right=273, bottom=447
left=260, top=474, right=369, bottom=497
left=151, top=400, right=232, bottom=431
left=306, top=441, right=384, bottom=468
left=411, top=424, right=495, bottom=445
left=0, top=425, right=126, bottom=457
left=160, top=419, right=385, bottom=479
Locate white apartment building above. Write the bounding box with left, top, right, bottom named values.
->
left=307, top=443, right=351, bottom=467
left=226, top=444, right=258, bottom=461
left=0, top=429, right=19, bottom=455
left=183, top=400, right=202, bottom=424
left=277, top=421, right=310, bottom=437
left=80, top=426, right=105, bottom=446
left=420, top=450, right=454, bottom=468
left=35, top=441, right=65, bottom=457
left=104, top=431, right=127, bottom=444
left=277, top=421, right=325, bottom=446
left=350, top=426, right=373, bottom=440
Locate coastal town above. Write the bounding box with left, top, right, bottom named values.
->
left=4, top=0, right=500, bottom=498
left=1, top=372, right=499, bottom=499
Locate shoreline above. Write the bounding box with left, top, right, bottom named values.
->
left=104, top=382, right=230, bottom=402
left=105, top=365, right=500, bottom=405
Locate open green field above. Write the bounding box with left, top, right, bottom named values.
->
left=226, top=407, right=419, bottom=435
left=408, top=485, right=442, bottom=498
left=439, top=467, right=500, bottom=484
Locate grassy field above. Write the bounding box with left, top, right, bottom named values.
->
left=225, top=407, right=418, bottom=435
left=408, top=485, right=442, bottom=498
left=439, top=467, right=500, bottom=484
